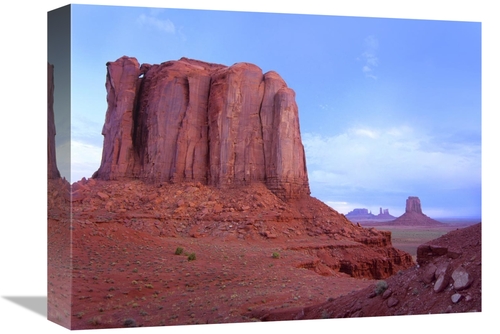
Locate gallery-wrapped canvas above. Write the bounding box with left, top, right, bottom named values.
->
left=47, top=3, right=481, bottom=331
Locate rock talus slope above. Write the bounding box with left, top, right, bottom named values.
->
left=94, top=56, right=309, bottom=199
left=251, top=223, right=481, bottom=321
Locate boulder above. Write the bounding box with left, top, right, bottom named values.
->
left=452, top=266, right=473, bottom=290
left=420, top=263, right=437, bottom=284
left=451, top=293, right=462, bottom=303
left=382, top=289, right=393, bottom=300
left=387, top=297, right=399, bottom=308
left=433, top=274, right=448, bottom=293
left=417, top=245, right=448, bottom=265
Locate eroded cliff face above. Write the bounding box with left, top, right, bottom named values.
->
left=96, top=56, right=141, bottom=181
left=94, top=56, right=310, bottom=199
left=47, top=62, right=60, bottom=179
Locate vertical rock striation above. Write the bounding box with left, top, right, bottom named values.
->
left=47, top=62, right=60, bottom=179
left=94, top=56, right=310, bottom=199
left=132, top=58, right=218, bottom=184
left=405, top=196, right=423, bottom=214
left=96, top=56, right=141, bottom=181
left=207, top=62, right=266, bottom=187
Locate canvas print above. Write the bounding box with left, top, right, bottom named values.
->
left=47, top=4, right=481, bottom=330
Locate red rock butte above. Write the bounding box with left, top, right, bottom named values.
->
left=390, top=196, right=444, bottom=226
left=93, top=56, right=310, bottom=200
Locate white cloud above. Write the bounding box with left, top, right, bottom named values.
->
left=360, top=36, right=379, bottom=79
left=303, top=125, right=481, bottom=194
left=324, top=201, right=357, bottom=215
left=137, top=13, right=176, bottom=34
left=352, top=127, right=379, bottom=139
left=363, top=52, right=379, bottom=67
left=364, top=35, right=379, bottom=50
left=71, top=140, right=103, bottom=183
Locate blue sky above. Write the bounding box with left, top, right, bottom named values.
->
left=61, top=4, right=481, bottom=219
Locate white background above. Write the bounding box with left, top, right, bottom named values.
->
left=1, top=1, right=496, bottom=333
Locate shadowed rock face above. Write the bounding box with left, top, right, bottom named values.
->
left=93, top=56, right=310, bottom=199
left=47, top=62, right=60, bottom=180
left=406, top=196, right=423, bottom=214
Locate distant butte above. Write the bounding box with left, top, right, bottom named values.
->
left=345, top=207, right=395, bottom=222
left=388, top=196, right=444, bottom=226
left=355, top=196, right=444, bottom=227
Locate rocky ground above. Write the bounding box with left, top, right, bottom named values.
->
left=48, top=178, right=413, bottom=329
left=250, top=222, right=481, bottom=321
left=47, top=178, right=480, bottom=330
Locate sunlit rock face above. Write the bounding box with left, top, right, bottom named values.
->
left=93, top=56, right=310, bottom=199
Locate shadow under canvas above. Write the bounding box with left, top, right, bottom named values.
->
left=3, top=296, right=47, bottom=318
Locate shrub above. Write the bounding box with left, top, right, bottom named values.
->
left=123, top=318, right=137, bottom=327
left=175, top=247, right=184, bottom=255
left=187, top=253, right=196, bottom=261
left=374, top=280, right=388, bottom=295
left=272, top=252, right=280, bottom=259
